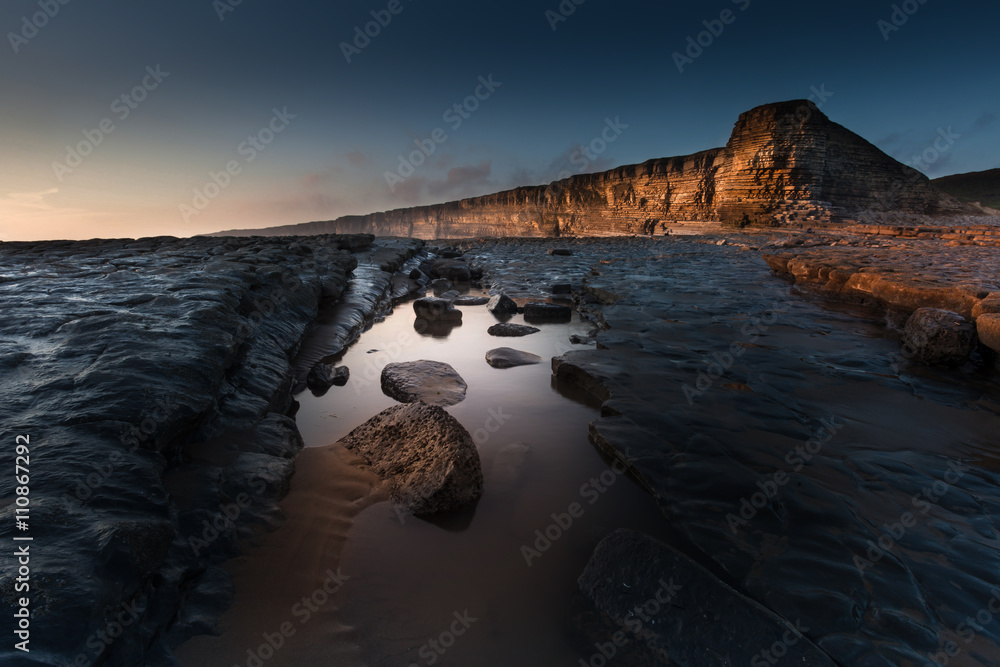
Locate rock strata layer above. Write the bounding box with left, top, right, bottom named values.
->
left=215, top=101, right=982, bottom=239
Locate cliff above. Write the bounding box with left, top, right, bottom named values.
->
left=215, top=100, right=978, bottom=239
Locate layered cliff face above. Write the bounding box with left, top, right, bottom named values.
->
left=216, top=100, right=977, bottom=239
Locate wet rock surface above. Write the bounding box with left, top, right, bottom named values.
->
left=380, top=360, right=468, bottom=407
left=413, top=296, right=463, bottom=322
left=0, top=233, right=407, bottom=666
left=523, top=301, right=573, bottom=322
left=455, top=235, right=1000, bottom=665
left=338, top=403, right=484, bottom=517
left=306, top=362, right=350, bottom=395
left=485, top=347, right=543, bottom=369
left=487, top=293, right=518, bottom=317
left=487, top=323, right=540, bottom=337
left=902, top=308, right=975, bottom=366
left=578, top=529, right=836, bottom=666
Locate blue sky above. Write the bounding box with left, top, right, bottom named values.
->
left=0, top=0, right=997, bottom=240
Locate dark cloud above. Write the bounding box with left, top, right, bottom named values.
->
left=426, top=161, right=493, bottom=199
left=972, top=112, right=997, bottom=133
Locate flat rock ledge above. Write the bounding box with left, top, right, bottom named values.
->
left=381, top=360, right=468, bottom=407
left=488, top=323, right=540, bottom=337
left=485, top=347, right=543, bottom=369
left=578, top=529, right=837, bottom=666
left=339, top=403, right=484, bottom=516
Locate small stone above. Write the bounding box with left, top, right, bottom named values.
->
left=306, top=363, right=350, bottom=394
left=485, top=348, right=544, bottom=369
left=381, top=360, right=468, bottom=407
left=550, top=248, right=574, bottom=256
left=454, top=295, right=490, bottom=306
left=488, top=323, right=540, bottom=337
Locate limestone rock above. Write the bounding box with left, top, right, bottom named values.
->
left=338, top=403, right=484, bottom=516
left=413, top=297, right=462, bottom=322
left=578, top=529, right=837, bottom=666
left=976, top=314, right=1000, bottom=354
left=381, top=360, right=468, bottom=406
left=524, top=302, right=572, bottom=322
left=973, top=292, right=1000, bottom=319
left=485, top=348, right=543, bottom=369
left=487, top=323, right=540, bottom=337
left=902, top=308, right=975, bottom=366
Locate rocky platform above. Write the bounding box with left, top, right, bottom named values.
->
left=0, top=234, right=420, bottom=666
left=454, top=235, right=1000, bottom=666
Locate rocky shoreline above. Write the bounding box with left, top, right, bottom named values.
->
left=0, top=234, right=420, bottom=666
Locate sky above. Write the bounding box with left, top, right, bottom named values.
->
left=0, top=0, right=997, bottom=241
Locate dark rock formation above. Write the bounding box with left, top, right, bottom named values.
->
left=524, top=302, right=573, bottom=322
left=902, top=308, right=975, bottom=366
left=413, top=296, right=462, bottom=322
left=380, top=360, right=468, bottom=407
left=487, top=293, right=518, bottom=317
left=578, top=529, right=836, bottom=666
left=306, top=363, right=350, bottom=395
left=0, top=233, right=389, bottom=666
left=338, top=403, right=484, bottom=517
left=454, top=295, right=490, bottom=306
left=485, top=347, right=543, bottom=369
left=488, top=323, right=540, bottom=337
left=213, top=101, right=982, bottom=240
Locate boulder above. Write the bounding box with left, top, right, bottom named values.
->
left=487, top=293, right=518, bottom=317
left=524, top=302, right=573, bottom=322
left=431, top=278, right=453, bottom=295
left=578, top=529, right=837, bottom=666
left=972, top=292, right=1000, bottom=319
left=902, top=308, right=975, bottom=366
left=306, top=363, right=350, bottom=395
left=338, top=403, right=484, bottom=516
left=976, top=314, right=1000, bottom=354
left=550, top=248, right=574, bottom=256
left=408, top=268, right=425, bottom=281
left=485, top=348, right=544, bottom=369
left=413, top=297, right=462, bottom=322
left=488, top=323, right=540, bottom=337
left=430, top=258, right=471, bottom=282
left=381, top=360, right=468, bottom=407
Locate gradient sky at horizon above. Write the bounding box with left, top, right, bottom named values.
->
left=0, top=0, right=997, bottom=241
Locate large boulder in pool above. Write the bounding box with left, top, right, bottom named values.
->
left=902, top=308, right=974, bottom=366
left=381, top=360, right=468, bottom=407
left=577, top=529, right=837, bottom=666
left=339, top=403, right=484, bottom=516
